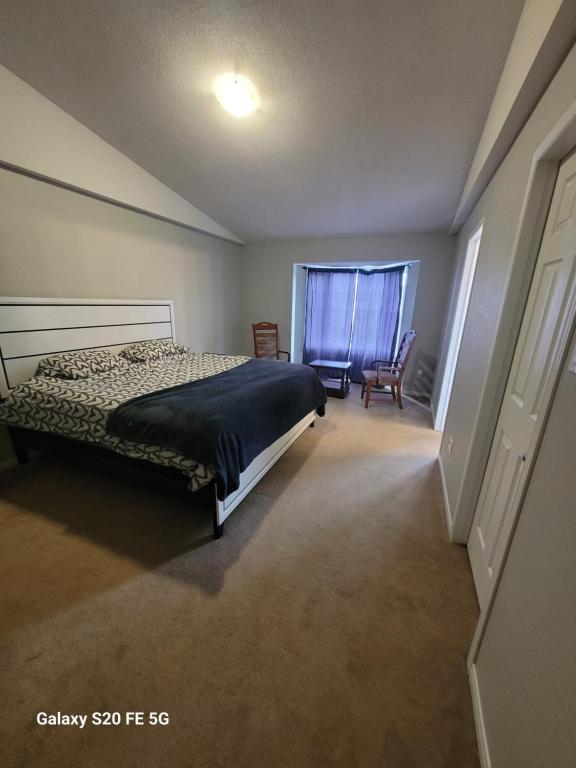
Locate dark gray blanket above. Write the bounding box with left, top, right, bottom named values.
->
left=107, top=358, right=326, bottom=500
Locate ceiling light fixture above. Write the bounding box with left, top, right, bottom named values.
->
left=215, top=73, right=257, bottom=118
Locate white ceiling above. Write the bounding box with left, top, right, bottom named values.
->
left=0, top=0, right=525, bottom=242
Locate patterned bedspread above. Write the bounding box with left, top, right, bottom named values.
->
left=0, top=353, right=250, bottom=490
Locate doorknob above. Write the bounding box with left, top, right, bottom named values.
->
left=520, top=453, right=528, bottom=463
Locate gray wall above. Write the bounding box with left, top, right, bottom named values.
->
left=0, top=168, right=242, bottom=461
left=474, top=329, right=576, bottom=768
left=436, top=41, right=576, bottom=540
left=239, top=234, right=455, bottom=397
left=0, top=65, right=240, bottom=243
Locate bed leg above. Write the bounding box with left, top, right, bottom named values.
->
left=212, top=487, right=224, bottom=539
left=8, top=428, right=30, bottom=465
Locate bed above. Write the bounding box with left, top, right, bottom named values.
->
left=0, top=297, right=326, bottom=539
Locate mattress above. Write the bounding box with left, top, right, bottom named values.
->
left=0, top=352, right=250, bottom=490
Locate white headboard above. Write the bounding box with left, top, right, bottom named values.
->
left=0, top=297, right=175, bottom=397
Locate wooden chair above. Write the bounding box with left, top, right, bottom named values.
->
left=361, top=330, right=416, bottom=409
left=252, top=322, right=291, bottom=361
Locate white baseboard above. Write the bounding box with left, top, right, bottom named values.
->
left=437, top=453, right=453, bottom=538
left=403, top=393, right=432, bottom=411
left=469, top=663, right=491, bottom=768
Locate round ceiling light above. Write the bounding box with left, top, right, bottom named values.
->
left=215, top=73, right=258, bottom=118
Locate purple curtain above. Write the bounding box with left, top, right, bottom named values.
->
left=303, top=269, right=356, bottom=363
left=349, top=267, right=403, bottom=382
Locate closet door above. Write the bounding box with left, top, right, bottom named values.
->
left=468, top=151, right=576, bottom=607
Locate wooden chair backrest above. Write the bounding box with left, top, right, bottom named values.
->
left=375, top=331, right=416, bottom=388
left=253, top=322, right=279, bottom=359
left=394, top=330, right=416, bottom=371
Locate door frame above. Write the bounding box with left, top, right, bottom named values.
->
left=451, top=99, right=576, bottom=544
left=467, top=100, right=576, bottom=768
left=469, top=152, right=576, bottom=606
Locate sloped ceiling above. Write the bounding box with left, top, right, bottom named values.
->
left=0, top=0, right=524, bottom=241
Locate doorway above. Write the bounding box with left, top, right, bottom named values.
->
left=434, top=223, right=483, bottom=432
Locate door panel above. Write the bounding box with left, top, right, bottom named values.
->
left=468, top=153, right=576, bottom=607
left=511, top=260, right=560, bottom=409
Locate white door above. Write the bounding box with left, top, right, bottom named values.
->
left=468, top=151, right=576, bottom=607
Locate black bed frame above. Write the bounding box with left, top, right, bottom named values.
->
left=7, top=426, right=225, bottom=540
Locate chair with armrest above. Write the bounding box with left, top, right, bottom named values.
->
left=252, top=322, right=291, bottom=361
left=361, top=330, right=416, bottom=409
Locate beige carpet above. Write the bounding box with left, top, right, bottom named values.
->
left=0, top=387, right=479, bottom=768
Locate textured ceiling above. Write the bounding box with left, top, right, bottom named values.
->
left=0, top=0, right=524, bottom=241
